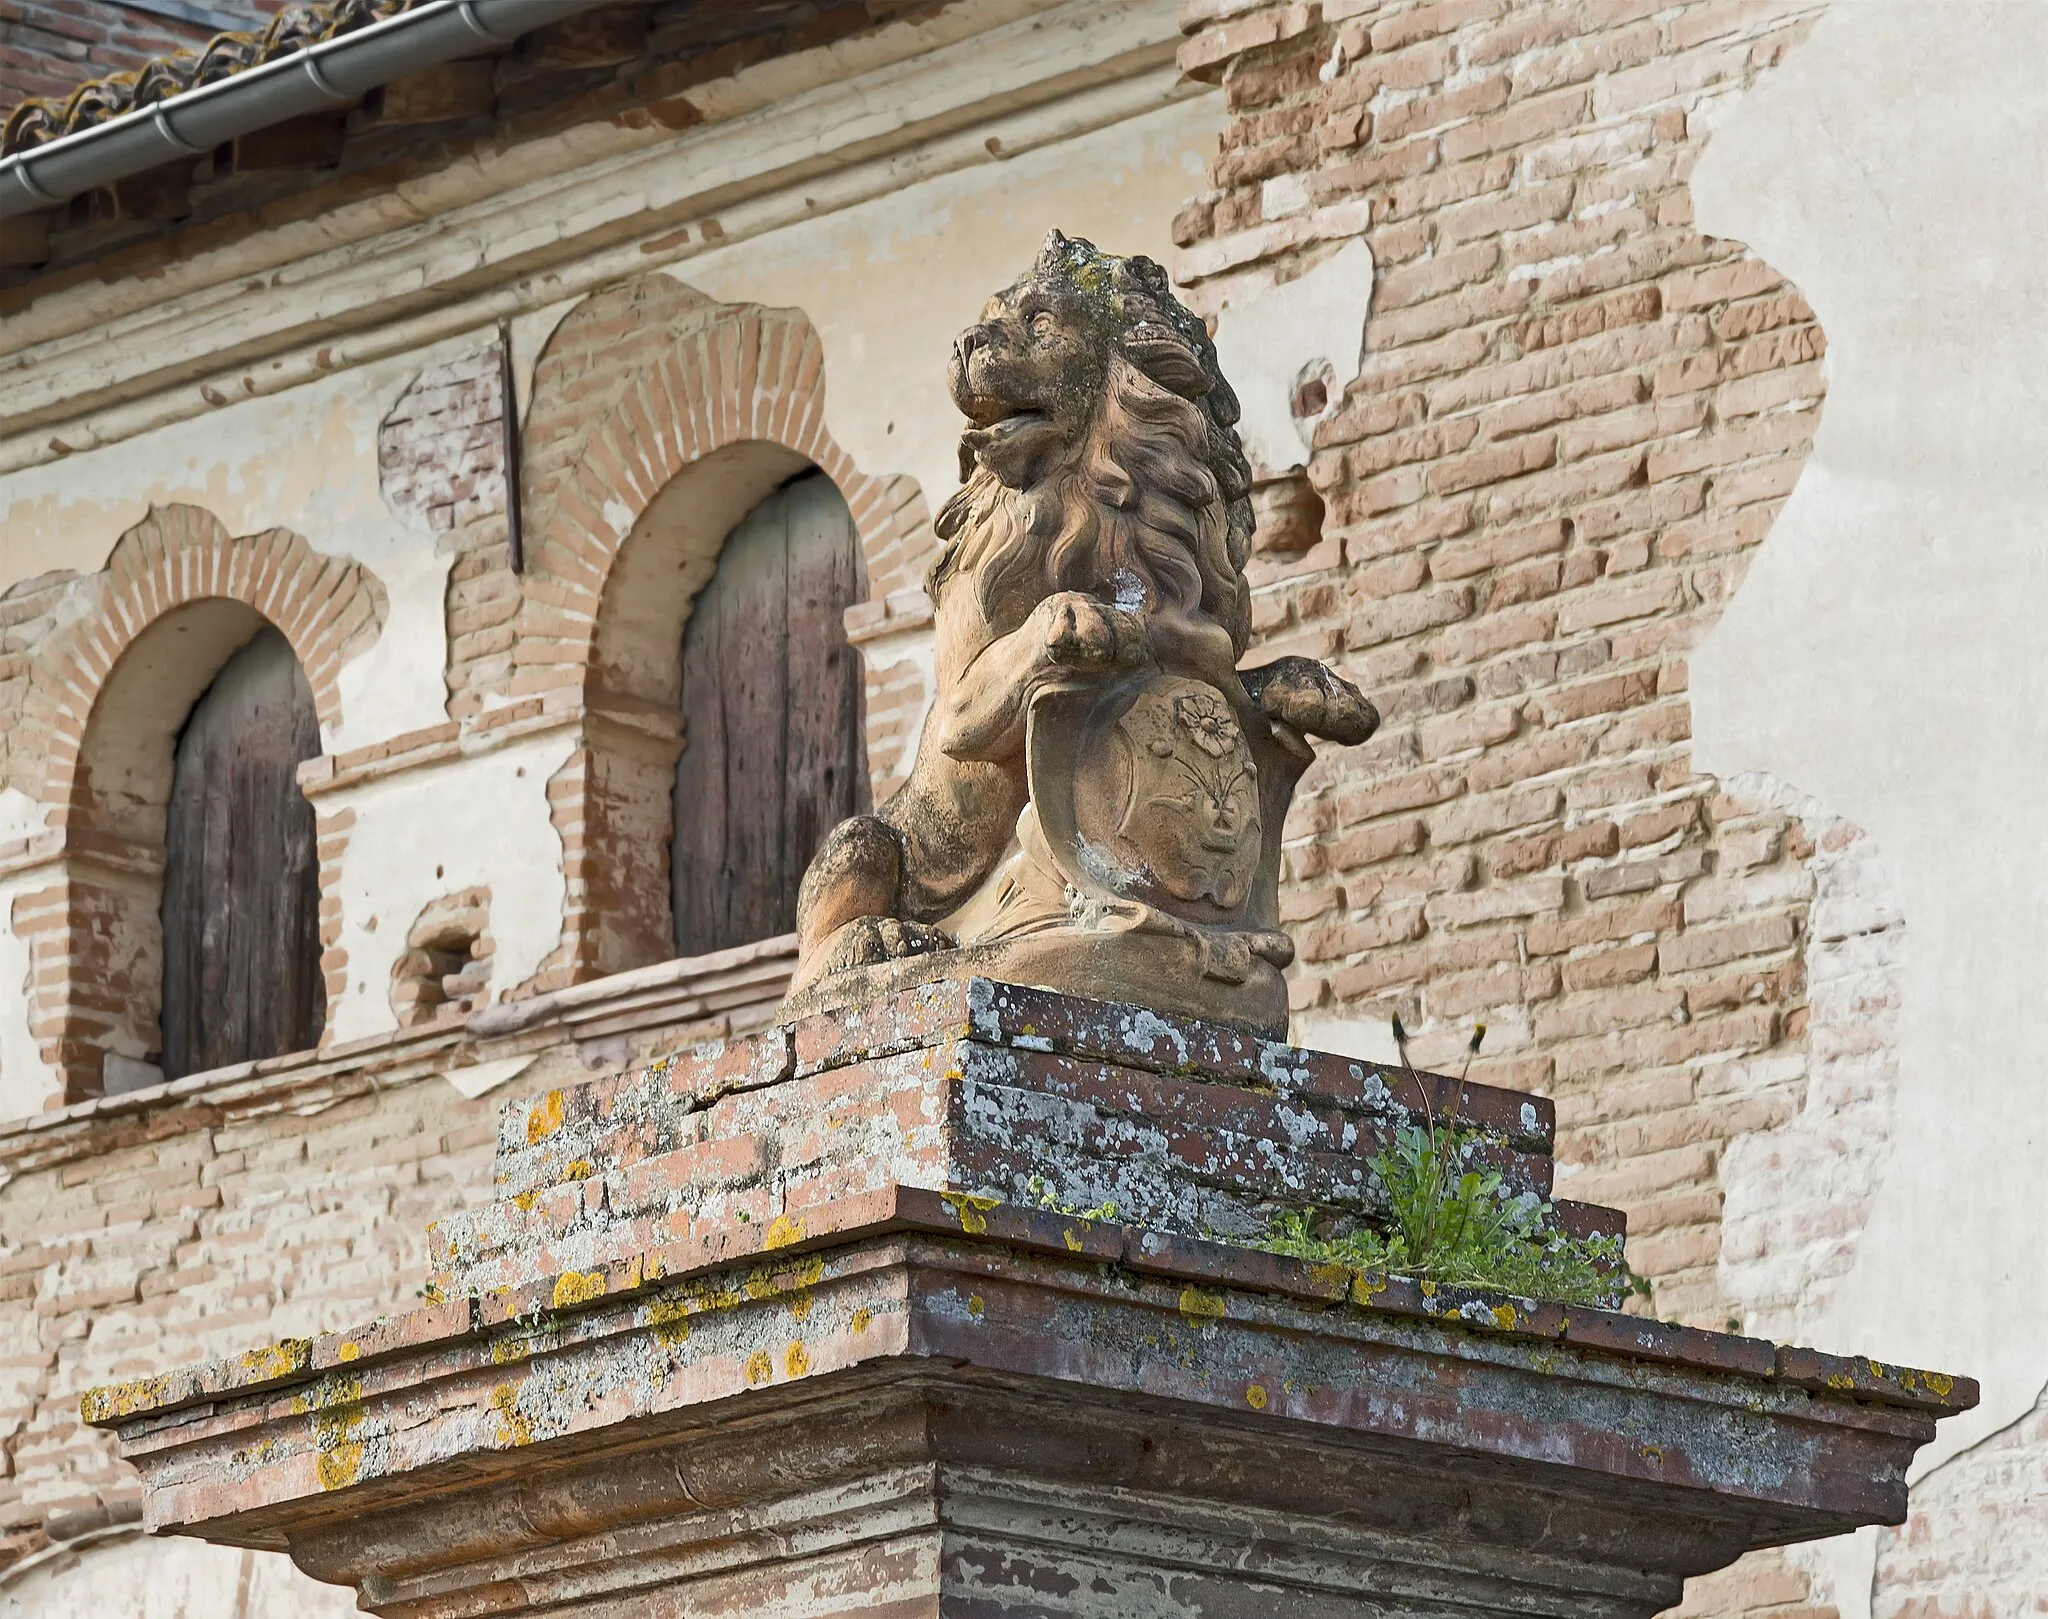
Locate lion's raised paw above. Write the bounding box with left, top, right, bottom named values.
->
left=1038, top=591, right=1147, bottom=672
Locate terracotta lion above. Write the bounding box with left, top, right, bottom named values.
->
left=787, top=231, right=1375, bottom=1024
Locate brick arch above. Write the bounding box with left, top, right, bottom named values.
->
left=25, top=503, right=386, bottom=816
left=508, top=275, right=931, bottom=986
left=11, top=503, right=387, bottom=1104
left=514, top=273, right=920, bottom=701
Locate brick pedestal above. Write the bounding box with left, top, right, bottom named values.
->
left=84, top=980, right=1973, bottom=1617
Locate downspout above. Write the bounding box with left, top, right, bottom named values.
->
left=0, top=0, right=620, bottom=220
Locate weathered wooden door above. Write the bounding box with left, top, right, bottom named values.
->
left=673, top=470, right=869, bottom=955
left=159, top=626, right=325, bottom=1080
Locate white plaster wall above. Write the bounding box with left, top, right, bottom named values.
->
left=324, top=731, right=577, bottom=1044
left=1690, top=2, right=2048, bottom=1606
left=0, top=335, right=471, bottom=753
left=1210, top=238, right=1377, bottom=477
left=0, top=789, right=55, bottom=1117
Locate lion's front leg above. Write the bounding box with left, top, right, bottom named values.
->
left=937, top=590, right=1147, bottom=761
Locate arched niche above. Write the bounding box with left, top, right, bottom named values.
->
left=56, top=606, right=325, bottom=1092
left=511, top=277, right=916, bottom=985
left=17, top=506, right=378, bottom=1102
left=580, top=442, right=868, bottom=974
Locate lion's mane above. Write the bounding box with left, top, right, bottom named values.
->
left=932, top=234, right=1256, bottom=655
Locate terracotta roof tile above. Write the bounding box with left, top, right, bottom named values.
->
left=2, top=0, right=414, bottom=159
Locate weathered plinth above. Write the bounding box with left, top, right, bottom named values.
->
left=85, top=980, right=1974, bottom=1617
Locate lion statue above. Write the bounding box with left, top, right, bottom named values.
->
left=783, top=230, right=1376, bottom=1033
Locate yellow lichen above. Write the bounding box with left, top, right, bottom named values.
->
left=1178, top=1287, right=1226, bottom=1324
left=563, top=1159, right=595, bottom=1182
left=646, top=1295, right=691, bottom=1349
left=525, top=1090, right=566, bottom=1145
left=939, top=1192, right=998, bottom=1235
left=764, top=1213, right=805, bottom=1250
left=785, top=1342, right=812, bottom=1378
left=1063, top=1227, right=1086, bottom=1252
left=745, top=1350, right=774, bottom=1386
left=1245, top=1384, right=1269, bottom=1410
left=552, top=1271, right=605, bottom=1310
left=240, top=1339, right=312, bottom=1382
left=312, top=1375, right=366, bottom=1491
left=336, top=1342, right=360, bottom=1363
left=1492, top=1304, right=1518, bottom=1331
left=742, top=1256, right=825, bottom=1303
left=490, top=1383, right=533, bottom=1447
left=490, top=1333, right=534, bottom=1366
left=79, top=1374, right=174, bottom=1425
left=967, top=1293, right=985, bottom=1318
left=850, top=1307, right=874, bottom=1334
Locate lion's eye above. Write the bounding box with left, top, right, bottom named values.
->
left=1029, top=310, right=1057, bottom=340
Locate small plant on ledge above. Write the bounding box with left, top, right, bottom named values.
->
left=1021, top=1022, right=1646, bottom=1311
left=1257, top=1019, right=1646, bottom=1310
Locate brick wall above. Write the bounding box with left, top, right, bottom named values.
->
left=0, top=1071, right=499, bottom=1572
left=1173, top=1, right=1837, bottom=1611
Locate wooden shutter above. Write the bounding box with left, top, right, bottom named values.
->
left=673, top=471, right=869, bottom=955
left=159, top=626, right=325, bottom=1081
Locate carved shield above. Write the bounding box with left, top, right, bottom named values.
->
left=1026, top=672, right=1302, bottom=934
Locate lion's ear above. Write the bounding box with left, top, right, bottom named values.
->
left=1124, top=335, right=1212, bottom=398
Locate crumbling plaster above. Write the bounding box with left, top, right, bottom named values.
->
left=0, top=342, right=463, bottom=754
left=1689, top=2, right=2048, bottom=1608
left=322, top=734, right=577, bottom=1046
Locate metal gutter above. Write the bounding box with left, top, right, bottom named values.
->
left=0, top=0, right=621, bottom=220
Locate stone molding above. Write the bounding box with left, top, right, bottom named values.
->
left=81, top=981, right=1975, bottom=1618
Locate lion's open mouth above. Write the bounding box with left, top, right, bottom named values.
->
left=956, top=408, right=1063, bottom=482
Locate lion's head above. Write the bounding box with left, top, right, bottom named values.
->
left=934, top=231, right=1256, bottom=656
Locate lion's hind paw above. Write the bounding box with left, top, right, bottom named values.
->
left=818, top=916, right=957, bottom=976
